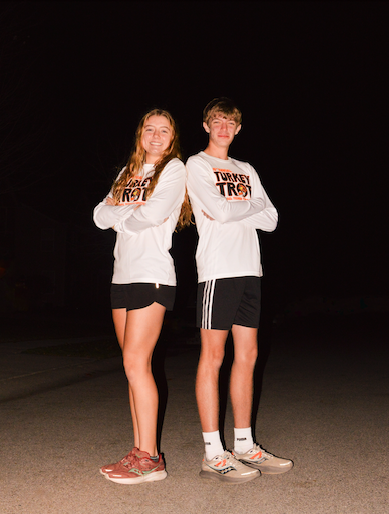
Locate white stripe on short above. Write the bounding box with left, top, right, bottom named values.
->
left=202, top=280, right=216, bottom=329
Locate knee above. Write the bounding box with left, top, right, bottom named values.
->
left=200, top=346, right=225, bottom=371
left=122, top=352, right=151, bottom=384
left=122, top=355, right=135, bottom=383
left=235, top=345, right=258, bottom=368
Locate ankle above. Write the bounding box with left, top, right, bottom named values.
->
left=203, top=430, right=224, bottom=460
left=234, top=427, right=253, bottom=454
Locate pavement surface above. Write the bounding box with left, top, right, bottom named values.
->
left=0, top=310, right=388, bottom=514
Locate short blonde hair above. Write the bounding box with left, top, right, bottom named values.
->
left=203, top=97, right=242, bottom=127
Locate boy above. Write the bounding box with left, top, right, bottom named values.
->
left=186, top=97, right=293, bottom=483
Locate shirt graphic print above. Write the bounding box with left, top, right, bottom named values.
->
left=213, top=168, right=252, bottom=200
left=119, top=176, right=152, bottom=205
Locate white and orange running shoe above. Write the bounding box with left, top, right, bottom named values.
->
left=233, top=444, right=293, bottom=474
left=200, top=450, right=260, bottom=483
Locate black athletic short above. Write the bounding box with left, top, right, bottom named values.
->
left=111, top=283, right=176, bottom=311
left=197, top=276, right=261, bottom=330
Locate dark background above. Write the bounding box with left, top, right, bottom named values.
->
left=1, top=0, right=388, bottom=326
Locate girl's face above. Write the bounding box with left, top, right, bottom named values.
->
left=141, top=115, right=173, bottom=163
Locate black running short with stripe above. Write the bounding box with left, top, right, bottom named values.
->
left=196, top=276, right=261, bottom=330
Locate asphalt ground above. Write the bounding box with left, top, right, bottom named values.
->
left=0, top=309, right=388, bottom=514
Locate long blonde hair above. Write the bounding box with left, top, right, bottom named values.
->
left=112, top=109, right=191, bottom=230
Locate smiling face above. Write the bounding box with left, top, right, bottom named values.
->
left=141, top=115, right=174, bottom=164
left=203, top=114, right=241, bottom=158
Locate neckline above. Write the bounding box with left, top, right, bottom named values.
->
left=201, top=151, right=231, bottom=163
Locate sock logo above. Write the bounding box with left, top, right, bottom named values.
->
left=237, top=438, right=247, bottom=441
left=205, top=442, right=211, bottom=445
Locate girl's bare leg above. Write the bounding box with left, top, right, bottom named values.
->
left=112, top=308, right=139, bottom=448
left=121, top=302, right=166, bottom=456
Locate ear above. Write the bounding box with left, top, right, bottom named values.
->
left=235, top=124, right=242, bottom=135
left=203, top=121, right=211, bottom=133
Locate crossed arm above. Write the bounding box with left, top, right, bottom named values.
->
left=93, top=160, right=185, bottom=234
left=186, top=157, right=278, bottom=232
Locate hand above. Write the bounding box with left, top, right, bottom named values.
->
left=202, top=209, right=214, bottom=221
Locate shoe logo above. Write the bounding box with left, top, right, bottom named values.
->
left=210, top=459, right=237, bottom=475
left=219, top=466, right=235, bottom=475
left=125, top=464, right=161, bottom=476
left=210, top=463, right=236, bottom=475
left=250, top=451, right=262, bottom=460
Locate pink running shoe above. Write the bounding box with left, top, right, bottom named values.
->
left=100, top=447, right=137, bottom=476
left=101, top=448, right=167, bottom=484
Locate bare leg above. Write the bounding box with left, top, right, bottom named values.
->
left=121, top=302, right=166, bottom=456
left=112, top=308, right=140, bottom=448
left=195, top=328, right=229, bottom=432
left=111, top=308, right=127, bottom=351
left=230, top=325, right=258, bottom=428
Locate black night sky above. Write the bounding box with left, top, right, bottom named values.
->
left=1, top=0, right=388, bottom=319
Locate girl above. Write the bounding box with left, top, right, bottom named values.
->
left=93, top=109, right=191, bottom=484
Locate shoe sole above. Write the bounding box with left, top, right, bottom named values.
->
left=199, top=470, right=259, bottom=483
left=104, top=470, right=167, bottom=484
left=259, top=464, right=293, bottom=474
left=238, top=460, right=294, bottom=474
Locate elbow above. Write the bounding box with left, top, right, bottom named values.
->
left=93, top=219, right=110, bottom=231
left=92, top=214, right=107, bottom=231
left=93, top=213, right=113, bottom=231
left=265, top=211, right=279, bottom=232
left=268, top=221, right=278, bottom=233
left=92, top=206, right=105, bottom=229
left=92, top=213, right=104, bottom=230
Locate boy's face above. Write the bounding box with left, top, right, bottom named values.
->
left=203, top=115, right=241, bottom=149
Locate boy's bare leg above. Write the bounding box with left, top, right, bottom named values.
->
left=230, top=325, right=258, bottom=428
left=195, top=328, right=229, bottom=432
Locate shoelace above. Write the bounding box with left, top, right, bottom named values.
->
left=251, top=445, right=271, bottom=459
left=217, top=452, right=245, bottom=468
left=121, top=452, right=139, bottom=469
left=220, top=451, right=233, bottom=462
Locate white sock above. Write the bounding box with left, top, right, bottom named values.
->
left=234, top=427, right=254, bottom=454
left=203, top=430, right=224, bottom=460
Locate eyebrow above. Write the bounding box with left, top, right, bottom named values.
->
left=212, top=117, right=236, bottom=123
left=144, top=124, right=172, bottom=130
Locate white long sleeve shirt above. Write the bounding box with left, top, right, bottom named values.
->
left=93, top=158, right=186, bottom=285
left=186, top=151, right=278, bottom=282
